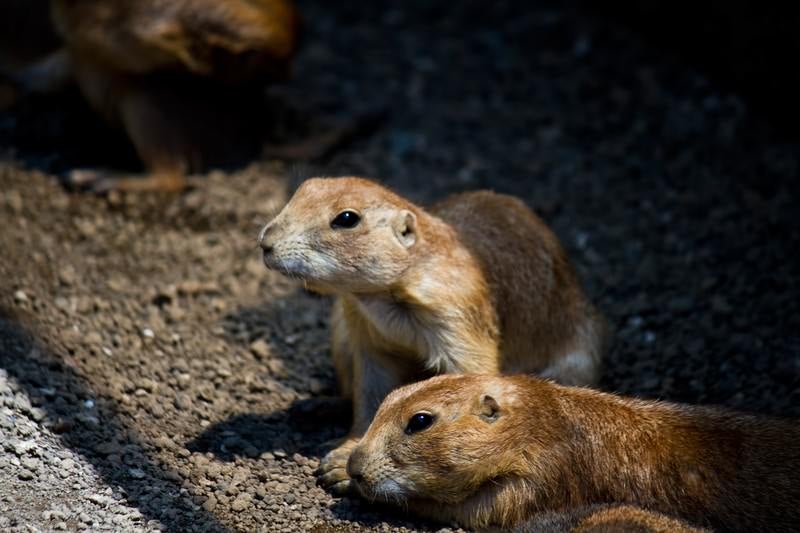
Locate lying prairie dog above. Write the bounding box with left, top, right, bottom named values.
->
left=348, top=374, right=800, bottom=530
left=258, top=177, right=606, bottom=493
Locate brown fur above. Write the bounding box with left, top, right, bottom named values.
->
left=51, top=0, right=298, bottom=81
left=258, top=177, right=606, bottom=493
left=512, top=504, right=708, bottom=532
left=4, top=0, right=299, bottom=192
left=349, top=374, right=800, bottom=531
left=571, top=505, right=708, bottom=532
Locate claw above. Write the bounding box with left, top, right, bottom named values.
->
left=63, top=168, right=110, bottom=192
left=61, top=168, right=186, bottom=194
left=315, top=438, right=359, bottom=496
left=318, top=466, right=349, bottom=487
left=329, top=479, right=352, bottom=497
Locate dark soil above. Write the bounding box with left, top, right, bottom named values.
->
left=0, top=0, right=798, bottom=531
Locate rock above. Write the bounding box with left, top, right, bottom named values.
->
left=148, top=402, right=164, bottom=418
left=87, top=494, right=110, bottom=506
left=249, top=339, right=271, bottom=359
left=202, top=495, right=217, bottom=512
left=5, top=190, right=23, bottom=212
left=231, top=493, right=252, bottom=512
left=12, top=394, right=32, bottom=413
left=204, top=463, right=222, bottom=480
left=84, top=332, right=103, bottom=347
left=10, top=440, right=37, bottom=456
left=20, top=457, right=39, bottom=471
left=197, top=384, right=216, bottom=402
left=93, top=442, right=120, bottom=456
left=138, top=379, right=158, bottom=392
left=174, top=393, right=193, bottom=411
left=176, top=373, right=192, bottom=389
left=58, top=458, right=76, bottom=478
left=58, top=266, right=78, bottom=286
left=155, top=436, right=176, bottom=450
left=54, top=297, right=71, bottom=311
left=13, top=290, right=28, bottom=304
left=177, top=280, right=220, bottom=296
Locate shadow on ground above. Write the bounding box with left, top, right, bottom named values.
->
left=0, top=308, right=229, bottom=532
left=186, top=398, right=351, bottom=462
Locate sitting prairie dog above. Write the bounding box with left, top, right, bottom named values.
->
left=258, top=177, right=606, bottom=493
left=348, top=374, right=800, bottom=530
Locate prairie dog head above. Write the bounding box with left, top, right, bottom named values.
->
left=259, top=177, right=420, bottom=292
left=347, top=374, right=534, bottom=505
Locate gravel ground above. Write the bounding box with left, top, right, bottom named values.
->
left=1, top=1, right=799, bottom=532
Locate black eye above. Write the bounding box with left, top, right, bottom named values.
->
left=405, top=412, right=434, bottom=435
left=331, top=210, right=360, bottom=229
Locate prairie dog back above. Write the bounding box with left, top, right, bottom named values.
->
left=432, top=191, right=604, bottom=375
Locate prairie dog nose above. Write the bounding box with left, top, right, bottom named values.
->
left=258, top=223, right=274, bottom=252
left=347, top=446, right=366, bottom=482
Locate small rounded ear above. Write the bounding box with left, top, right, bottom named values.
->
left=394, top=210, right=417, bottom=248
left=479, top=394, right=501, bottom=422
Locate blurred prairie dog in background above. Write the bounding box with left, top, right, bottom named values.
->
left=2, top=0, right=300, bottom=192
left=259, top=177, right=606, bottom=493
left=348, top=374, right=800, bottom=531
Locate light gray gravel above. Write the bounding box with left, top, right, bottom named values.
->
left=0, top=369, right=152, bottom=532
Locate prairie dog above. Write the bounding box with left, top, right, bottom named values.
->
left=348, top=374, right=800, bottom=531
left=516, top=504, right=708, bottom=532
left=4, top=0, right=299, bottom=192
left=258, top=177, right=606, bottom=493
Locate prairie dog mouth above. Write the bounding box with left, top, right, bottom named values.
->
left=355, top=478, right=410, bottom=503
left=261, top=251, right=310, bottom=280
